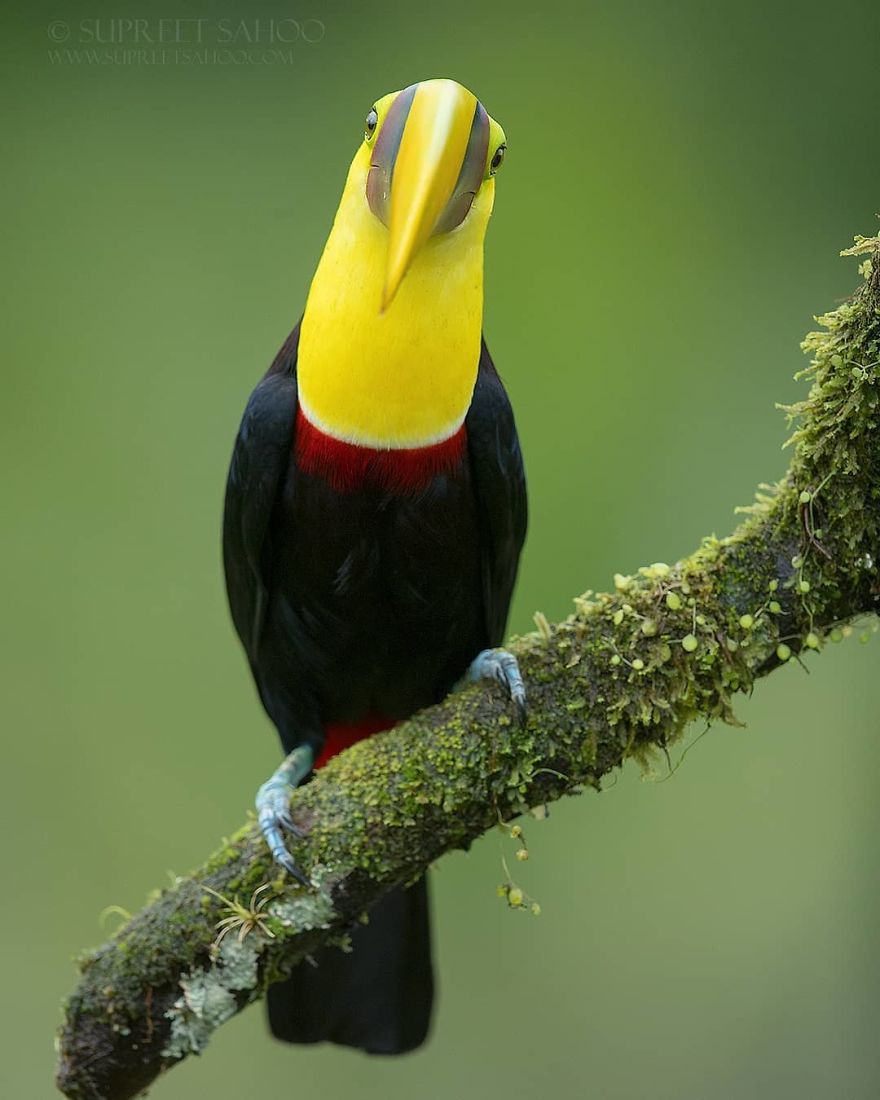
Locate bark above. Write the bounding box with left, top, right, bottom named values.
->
left=56, top=236, right=880, bottom=1100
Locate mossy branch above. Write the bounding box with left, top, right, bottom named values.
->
left=56, top=237, right=880, bottom=1100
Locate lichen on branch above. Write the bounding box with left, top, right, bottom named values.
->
left=56, top=236, right=880, bottom=1100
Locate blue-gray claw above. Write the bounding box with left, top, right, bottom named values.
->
left=255, top=745, right=314, bottom=884
left=469, top=648, right=527, bottom=725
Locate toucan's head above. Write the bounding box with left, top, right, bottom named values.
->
left=355, top=79, right=506, bottom=310
left=298, top=79, right=505, bottom=449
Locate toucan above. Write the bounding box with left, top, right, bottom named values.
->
left=223, top=78, right=527, bottom=1055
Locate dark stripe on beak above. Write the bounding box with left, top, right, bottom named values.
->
left=366, top=84, right=417, bottom=228
left=434, top=102, right=490, bottom=234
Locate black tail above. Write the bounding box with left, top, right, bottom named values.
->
left=267, top=877, right=434, bottom=1054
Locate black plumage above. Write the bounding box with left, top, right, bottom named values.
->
left=222, top=321, right=526, bottom=1052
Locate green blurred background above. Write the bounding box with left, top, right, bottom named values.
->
left=3, top=1, right=880, bottom=1096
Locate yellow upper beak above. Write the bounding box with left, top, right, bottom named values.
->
left=381, top=80, right=478, bottom=312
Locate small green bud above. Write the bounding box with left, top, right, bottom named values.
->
left=510, top=824, right=522, bottom=839
left=830, top=628, right=843, bottom=643
left=631, top=658, right=645, bottom=671
left=641, top=619, right=658, bottom=636
left=613, top=609, right=624, bottom=626
left=508, top=888, right=524, bottom=908
left=665, top=592, right=682, bottom=610
left=768, top=579, right=779, bottom=592
left=681, top=634, right=698, bottom=653
left=799, top=580, right=811, bottom=593
left=739, top=614, right=754, bottom=630
left=515, top=848, right=529, bottom=862
left=830, top=353, right=843, bottom=368
left=530, top=902, right=542, bottom=916
left=799, top=490, right=812, bottom=504
left=649, top=562, right=670, bottom=578
left=791, top=555, right=803, bottom=569
left=768, top=600, right=782, bottom=614
left=534, top=610, right=552, bottom=641
left=496, top=884, right=509, bottom=898
left=610, top=653, right=621, bottom=666
left=613, top=573, right=631, bottom=592
left=805, top=632, right=820, bottom=649
left=776, top=643, right=791, bottom=662
left=726, top=637, right=739, bottom=652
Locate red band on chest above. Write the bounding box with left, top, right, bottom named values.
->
left=315, top=716, right=394, bottom=769
left=295, top=407, right=466, bottom=493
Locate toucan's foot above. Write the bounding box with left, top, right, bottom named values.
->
left=469, top=648, right=527, bottom=725
left=256, top=745, right=314, bottom=884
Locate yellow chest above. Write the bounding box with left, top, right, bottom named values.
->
left=297, top=152, right=491, bottom=449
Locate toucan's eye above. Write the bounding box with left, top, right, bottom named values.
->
left=489, top=143, right=506, bottom=174
left=365, top=107, right=378, bottom=140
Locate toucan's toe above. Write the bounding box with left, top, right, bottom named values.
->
left=255, top=745, right=315, bottom=884
left=469, top=648, right=527, bottom=723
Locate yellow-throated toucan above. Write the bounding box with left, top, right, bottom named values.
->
left=223, top=78, right=527, bottom=1053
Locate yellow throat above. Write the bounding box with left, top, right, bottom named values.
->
left=297, top=83, right=498, bottom=450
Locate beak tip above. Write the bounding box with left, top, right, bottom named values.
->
left=379, top=280, right=399, bottom=314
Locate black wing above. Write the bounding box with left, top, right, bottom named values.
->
left=223, top=325, right=300, bottom=664
left=465, top=338, right=528, bottom=646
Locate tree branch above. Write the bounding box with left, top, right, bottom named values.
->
left=56, top=236, right=880, bottom=1100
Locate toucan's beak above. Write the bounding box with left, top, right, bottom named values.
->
left=366, top=80, right=487, bottom=312
left=382, top=82, right=476, bottom=310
